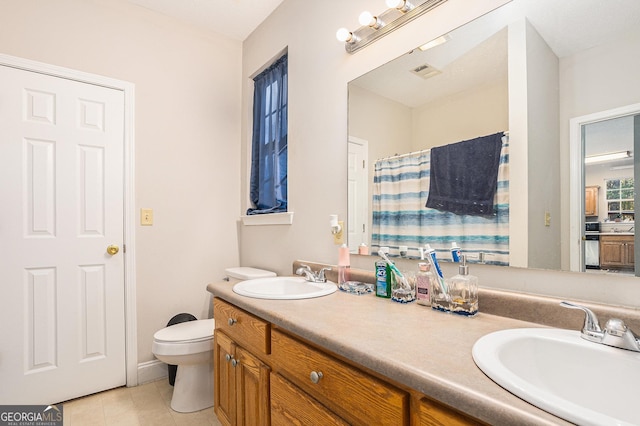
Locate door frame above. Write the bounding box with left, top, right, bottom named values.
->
left=0, top=53, right=138, bottom=387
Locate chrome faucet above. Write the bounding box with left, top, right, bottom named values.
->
left=560, top=301, right=640, bottom=352
left=295, top=264, right=331, bottom=283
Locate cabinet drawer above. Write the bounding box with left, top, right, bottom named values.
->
left=214, top=298, right=270, bottom=355
left=271, top=373, right=348, bottom=426
left=272, top=329, right=408, bottom=426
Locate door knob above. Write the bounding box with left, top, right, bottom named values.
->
left=107, top=245, right=119, bottom=255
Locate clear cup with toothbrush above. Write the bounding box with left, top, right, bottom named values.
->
left=378, top=250, right=415, bottom=303
left=391, top=269, right=416, bottom=303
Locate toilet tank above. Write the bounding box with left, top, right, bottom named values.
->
left=225, top=267, right=276, bottom=280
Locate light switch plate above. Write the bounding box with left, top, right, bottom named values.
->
left=141, top=208, right=153, bottom=226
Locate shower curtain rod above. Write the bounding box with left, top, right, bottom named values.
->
left=376, top=130, right=509, bottom=162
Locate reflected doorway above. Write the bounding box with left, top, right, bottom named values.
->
left=348, top=136, right=369, bottom=253
left=571, top=105, right=640, bottom=275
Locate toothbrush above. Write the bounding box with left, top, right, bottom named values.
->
left=424, top=245, right=449, bottom=295
left=378, top=250, right=411, bottom=290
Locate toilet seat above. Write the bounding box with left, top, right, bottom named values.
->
left=153, top=318, right=215, bottom=343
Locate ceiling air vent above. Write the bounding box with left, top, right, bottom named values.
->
left=410, top=63, right=441, bottom=80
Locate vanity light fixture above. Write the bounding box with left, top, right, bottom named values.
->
left=584, top=150, right=632, bottom=164
left=336, top=0, right=448, bottom=54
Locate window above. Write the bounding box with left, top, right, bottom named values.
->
left=247, top=54, right=288, bottom=215
left=605, top=177, right=634, bottom=221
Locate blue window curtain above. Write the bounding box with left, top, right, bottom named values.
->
left=247, top=54, right=288, bottom=215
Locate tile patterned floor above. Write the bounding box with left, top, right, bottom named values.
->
left=62, top=379, right=222, bottom=426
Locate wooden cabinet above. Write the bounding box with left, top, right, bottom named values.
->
left=213, top=299, right=271, bottom=426
left=585, top=186, right=599, bottom=216
left=600, top=235, right=635, bottom=269
left=271, top=328, right=408, bottom=426
left=417, top=397, right=483, bottom=426
left=213, top=297, right=481, bottom=426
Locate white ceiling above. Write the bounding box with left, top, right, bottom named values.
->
left=125, top=0, right=285, bottom=41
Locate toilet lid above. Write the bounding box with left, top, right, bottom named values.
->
left=154, top=318, right=215, bottom=343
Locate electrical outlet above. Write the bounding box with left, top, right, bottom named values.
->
left=333, top=220, right=344, bottom=245
left=544, top=211, right=551, bottom=227
left=141, top=208, right=153, bottom=226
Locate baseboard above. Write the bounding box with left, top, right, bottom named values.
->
left=137, top=359, right=168, bottom=385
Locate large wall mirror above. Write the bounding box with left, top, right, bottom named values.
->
left=348, top=0, right=640, bottom=275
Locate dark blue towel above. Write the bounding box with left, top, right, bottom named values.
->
left=426, top=132, right=503, bottom=216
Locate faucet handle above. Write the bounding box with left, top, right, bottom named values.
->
left=603, top=318, right=640, bottom=351
left=296, top=264, right=311, bottom=275
left=604, top=318, right=628, bottom=337
left=317, top=267, right=332, bottom=282
left=560, top=301, right=602, bottom=334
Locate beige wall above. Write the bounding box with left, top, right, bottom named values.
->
left=0, top=0, right=242, bottom=363
left=240, top=0, right=640, bottom=308
left=522, top=20, right=560, bottom=270
left=348, top=85, right=412, bottom=161
left=411, top=80, right=508, bottom=150
left=559, top=30, right=640, bottom=270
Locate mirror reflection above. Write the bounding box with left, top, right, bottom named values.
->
left=581, top=112, right=639, bottom=275
left=347, top=0, right=640, bottom=274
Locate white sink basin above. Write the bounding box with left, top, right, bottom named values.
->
left=232, top=276, right=337, bottom=300
left=473, top=328, right=640, bottom=426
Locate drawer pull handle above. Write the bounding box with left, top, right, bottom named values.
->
left=225, top=354, right=232, bottom=362
left=228, top=318, right=237, bottom=326
left=231, top=359, right=238, bottom=367
left=310, top=371, right=323, bottom=384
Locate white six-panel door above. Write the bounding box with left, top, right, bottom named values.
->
left=0, top=64, right=126, bottom=404
left=348, top=137, right=369, bottom=252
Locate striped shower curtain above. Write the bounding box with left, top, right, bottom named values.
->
left=372, top=141, right=509, bottom=265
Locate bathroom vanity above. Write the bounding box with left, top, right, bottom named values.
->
left=207, top=262, right=640, bottom=425
left=209, top=281, right=608, bottom=423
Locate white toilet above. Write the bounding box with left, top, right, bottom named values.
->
left=152, top=267, right=275, bottom=413
left=152, top=318, right=216, bottom=412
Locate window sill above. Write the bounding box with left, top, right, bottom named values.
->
left=240, top=212, right=294, bottom=226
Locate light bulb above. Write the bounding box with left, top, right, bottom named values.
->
left=358, top=11, right=375, bottom=27
left=386, top=0, right=413, bottom=12
left=336, top=28, right=353, bottom=43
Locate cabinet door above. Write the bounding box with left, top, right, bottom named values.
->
left=236, top=347, right=270, bottom=426
left=600, top=239, right=625, bottom=267
left=585, top=186, right=599, bottom=216
left=600, top=236, right=634, bottom=269
left=418, top=398, right=481, bottom=426
left=271, top=373, right=348, bottom=426
left=214, top=331, right=237, bottom=426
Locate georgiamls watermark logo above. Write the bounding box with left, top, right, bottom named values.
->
left=0, top=405, right=63, bottom=426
